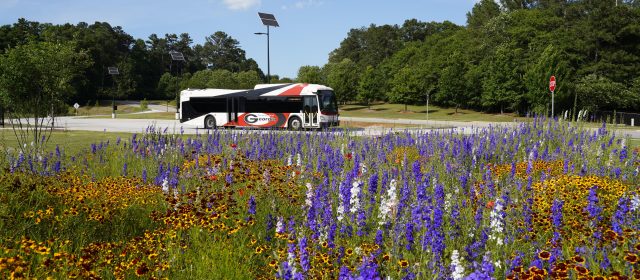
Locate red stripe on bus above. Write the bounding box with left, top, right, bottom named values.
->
left=278, top=84, right=307, bottom=96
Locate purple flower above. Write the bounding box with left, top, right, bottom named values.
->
left=248, top=196, right=256, bottom=216
left=142, top=169, right=147, bottom=183
left=551, top=199, right=563, bottom=229
left=611, top=197, right=629, bottom=235
left=405, top=221, right=414, bottom=251
left=299, top=236, right=309, bottom=273
left=585, top=186, right=602, bottom=225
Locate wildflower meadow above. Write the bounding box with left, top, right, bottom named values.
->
left=0, top=117, right=639, bottom=279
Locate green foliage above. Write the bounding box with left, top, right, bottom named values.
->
left=141, top=98, right=149, bottom=110
left=187, top=70, right=261, bottom=90
left=0, top=40, right=91, bottom=152
left=575, top=74, right=639, bottom=111
left=357, top=65, right=383, bottom=107
left=481, top=43, right=525, bottom=114
left=467, top=0, right=501, bottom=29
left=323, top=3, right=640, bottom=115
left=325, top=58, right=360, bottom=103
left=296, top=65, right=324, bottom=84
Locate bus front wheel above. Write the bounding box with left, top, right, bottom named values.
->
left=204, top=115, right=217, bottom=129
left=288, top=116, right=302, bottom=131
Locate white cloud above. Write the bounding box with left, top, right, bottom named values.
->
left=222, top=0, right=260, bottom=10
left=281, top=0, right=323, bottom=10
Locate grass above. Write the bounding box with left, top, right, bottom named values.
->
left=68, top=104, right=148, bottom=116
left=0, top=129, right=132, bottom=155
left=84, top=112, right=177, bottom=120
left=338, top=103, right=527, bottom=122
left=148, top=100, right=177, bottom=107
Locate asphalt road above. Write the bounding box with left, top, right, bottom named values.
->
left=30, top=115, right=638, bottom=139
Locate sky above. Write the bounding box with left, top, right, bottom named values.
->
left=0, top=0, right=480, bottom=79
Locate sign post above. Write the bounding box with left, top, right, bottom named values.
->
left=549, top=75, right=556, bottom=118
left=73, top=103, right=80, bottom=116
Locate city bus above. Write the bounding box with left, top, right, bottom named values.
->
left=179, top=83, right=339, bottom=130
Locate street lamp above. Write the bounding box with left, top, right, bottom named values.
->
left=256, top=12, right=279, bottom=84
left=107, top=67, right=119, bottom=119
left=169, top=50, right=185, bottom=120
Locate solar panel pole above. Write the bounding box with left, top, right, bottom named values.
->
left=257, top=12, right=278, bottom=84
left=169, top=51, right=186, bottom=120
left=267, top=25, right=270, bottom=84
left=108, top=67, right=119, bottom=119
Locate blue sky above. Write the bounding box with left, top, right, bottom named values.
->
left=0, top=0, right=480, bottom=78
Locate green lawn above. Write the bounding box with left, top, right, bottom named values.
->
left=84, top=112, right=176, bottom=120
left=148, top=99, right=177, bottom=107
left=338, top=103, right=527, bottom=122
left=0, top=129, right=132, bottom=155
left=69, top=104, right=148, bottom=116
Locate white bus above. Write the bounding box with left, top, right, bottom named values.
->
left=179, top=83, right=339, bottom=130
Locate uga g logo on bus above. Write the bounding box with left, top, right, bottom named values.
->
left=244, top=113, right=277, bottom=126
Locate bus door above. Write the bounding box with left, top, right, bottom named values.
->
left=302, top=96, right=319, bottom=128
left=227, top=97, right=239, bottom=125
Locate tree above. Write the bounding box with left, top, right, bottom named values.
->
left=575, top=74, right=638, bottom=112
left=482, top=43, right=525, bottom=114
left=296, top=66, right=324, bottom=84
left=438, top=52, right=468, bottom=114
left=0, top=40, right=91, bottom=153
left=324, top=59, right=360, bottom=103
left=156, top=73, right=180, bottom=100
left=199, top=31, right=248, bottom=72
left=523, top=44, right=570, bottom=114
left=357, top=65, right=382, bottom=109
left=389, top=66, right=426, bottom=112
left=467, top=0, right=502, bottom=29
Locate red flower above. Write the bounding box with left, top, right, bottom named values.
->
left=230, top=143, right=237, bottom=148
left=486, top=201, right=495, bottom=209
left=345, top=153, right=352, bottom=160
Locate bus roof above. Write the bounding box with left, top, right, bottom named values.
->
left=181, top=83, right=334, bottom=99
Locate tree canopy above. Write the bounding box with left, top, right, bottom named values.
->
left=310, top=0, right=640, bottom=115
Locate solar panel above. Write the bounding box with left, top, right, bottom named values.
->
left=107, top=67, right=119, bottom=75
left=169, top=50, right=185, bottom=61
left=258, top=12, right=279, bottom=27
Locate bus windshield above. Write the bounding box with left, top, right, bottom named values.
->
left=318, top=90, right=338, bottom=113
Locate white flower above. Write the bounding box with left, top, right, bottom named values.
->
left=276, top=216, right=285, bottom=233
left=630, top=195, right=640, bottom=212
left=489, top=198, right=504, bottom=245
left=287, top=154, right=292, bottom=166
left=350, top=180, right=362, bottom=214
left=337, top=203, right=345, bottom=222
left=450, top=250, right=465, bottom=280
left=360, top=163, right=367, bottom=176
left=305, top=182, right=313, bottom=208
left=161, top=178, right=169, bottom=194
left=378, top=179, right=398, bottom=225
left=296, top=153, right=302, bottom=167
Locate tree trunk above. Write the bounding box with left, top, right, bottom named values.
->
left=405, top=103, right=407, bottom=112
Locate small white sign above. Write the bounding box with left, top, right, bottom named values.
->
left=74, top=103, right=80, bottom=109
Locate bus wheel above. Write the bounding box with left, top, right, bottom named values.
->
left=204, top=115, right=216, bottom=129
left=288, top=116, right=302, bottom=131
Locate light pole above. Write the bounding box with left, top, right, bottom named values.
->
left=169, top=50, right=185, bottom=120
left=256, top=12, right=279, bottom=84
left=108, top=67, right=119, bottom=119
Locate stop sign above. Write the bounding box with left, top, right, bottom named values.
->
left=549, top=76, right=556, bottom=92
